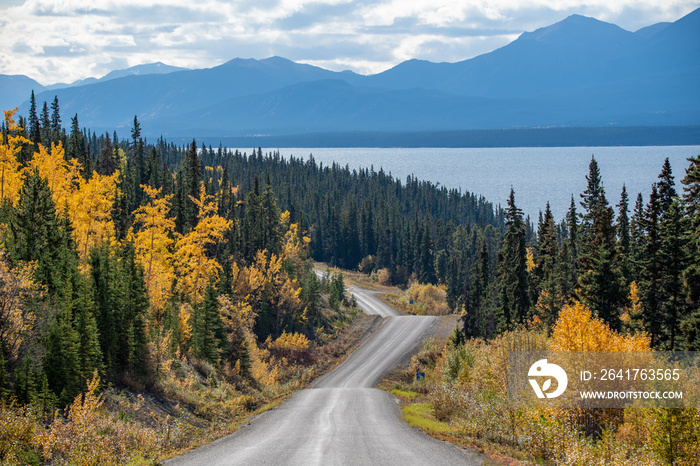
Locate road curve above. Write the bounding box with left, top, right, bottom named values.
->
left=166, top=283, right=482, bottom=466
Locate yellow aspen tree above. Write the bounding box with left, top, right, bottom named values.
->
left=175, top=183, right=231, bottom=307
left=280, top=211, right=311, bottom=272
left=550, top=300, right=650, bottom=351
left=0, top=109, right=29, bottom=205
left=131, top=185, right=177, bottom=319
left=68, top=171, right=119, bottom=259
left=29, top=142, right=81, bottom=207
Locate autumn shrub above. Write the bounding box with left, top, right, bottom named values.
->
left=429, top=382, right=470, bottom=421
left=37, top=372, right=170, bottom=465
left=385, top=283, right=450, bottom=315
left=270, top=331, right=311, bottom=364
left=373, top=268, right=392, bottom=286
left=0, top=402, right=41, bottom=465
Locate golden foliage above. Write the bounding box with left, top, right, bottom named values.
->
left=281, top=214, right=309, bottom=272
left=68, top=170, right=119, bottom=260
left=387, top=282, right=450, bottom=315
left=621, top=281, right=643, bottom=326
left=177, top=304, right=193, bottom=354
left=550, top=300, right=650, bottom=351
left=19, top=134, right=119, bottom=260
left=131, top=185, right=177, bottom=318
left=175, top=183, right=231, bottom=306
left=0, top=109, right=28, bottom=205
left=271, top=331, right=310, bottom=354
left=29, top=142, right=80, bottom=208
left=526, top=246, right=536, bottom=272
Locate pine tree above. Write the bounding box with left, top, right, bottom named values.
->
left=680, top=156, right=700, bottom=349
left=193, top=280, right=222, bottom=364
left=577, top=158, right=626, bottom=331
left=28, top=91, right=40, bottom=144
left=182, top=140, right=200, bottom=232
left=115, top=241, right=148, bottom=373
left=8, top=170, right=67, bottom=294
left=657, top=157, right=677, bottom=217
left=532, top=203, right=562, bottom=327
left=630, top=192, right=645, bottom=279
left=261, top=180, right=282, bottom=255
left=416, top=219, right=436, bottom=284
left=617, top=184, right=633, bottom=284
left=40, top=101, right=50, bottom=146
left=563, top=195, right=579, bottom=293
left=50, top=95, right=61, bottom=143
left=98, top=132, right=116, bottom=176
left=43, top=309, right=82, bottom=405
left=496, top=188, right=529, bottom=332
left=659, top=201, right=687, bottom=350
left=638, top=185, right=664, bottom=346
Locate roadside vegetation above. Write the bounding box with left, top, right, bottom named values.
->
left=383, top=302, right=700, bottom=465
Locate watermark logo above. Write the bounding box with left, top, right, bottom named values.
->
left=528, top=359, right=568, bottom=399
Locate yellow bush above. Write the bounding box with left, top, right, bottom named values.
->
left=272, top=331, right=310, bottom=353
left=550, top=301, right=650, bottom=352
left=390, top=283, right=450, bottom=315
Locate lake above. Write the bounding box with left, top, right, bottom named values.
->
left=275, top=146, right=700, bottom=221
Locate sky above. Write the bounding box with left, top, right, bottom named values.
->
left=0, top=0, right=697, bottom=85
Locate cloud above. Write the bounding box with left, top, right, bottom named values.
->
left=0, top=0, right=697, bottom=84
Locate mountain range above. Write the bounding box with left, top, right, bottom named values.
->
left=3, top=8, right=699, bottom=143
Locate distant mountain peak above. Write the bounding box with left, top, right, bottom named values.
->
left=519, top=13, right=630, bottom=43
left=100, top=62, right=186, bottom=82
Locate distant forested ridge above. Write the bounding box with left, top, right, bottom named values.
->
left=209, top=126, right=700, bottom=148
left=1, top=95, right=699, bottom=415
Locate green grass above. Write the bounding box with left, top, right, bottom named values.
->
left=390, top=389, right=419, bottom=400
left=401, top=402, right=456, bottom=436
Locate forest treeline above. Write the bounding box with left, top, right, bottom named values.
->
left=1, top=94, right=699, bottom=414
left=463, top=154, right=700, bottom=352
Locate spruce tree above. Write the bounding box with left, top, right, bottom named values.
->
left=638, top=185, right=664, bottom=346
left=416, top=219, right=436, bottom=284
left=616, top=185, right=632, bottom=284
left=193, top=280, right=222, bottom=364
left=532, top=203, right=561, bottom=327
left=577, top=159, right=626, bottom=331
left=496, top=188, right=529, bottom=332
left=563, top=195, right=579, bottom=293
left=50, top=95, right=61, bottom=143
left=98, top=133, right=116, bottom=176
left=182, top=140, right=201, bottom=232
left=28, top=90, right=40, bottom=144
left=40, top=101, right=50, bottom=145
left=659, top=201, right=687, bottom=350
left=657, top=157, right=677, bottom=217
left=680, top=156, right=700, bottom=349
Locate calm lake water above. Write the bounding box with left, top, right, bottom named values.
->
left=276, top=146, right=700, bottom=221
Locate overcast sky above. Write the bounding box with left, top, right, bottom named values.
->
left=0, top=0, right=697, bottom=85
